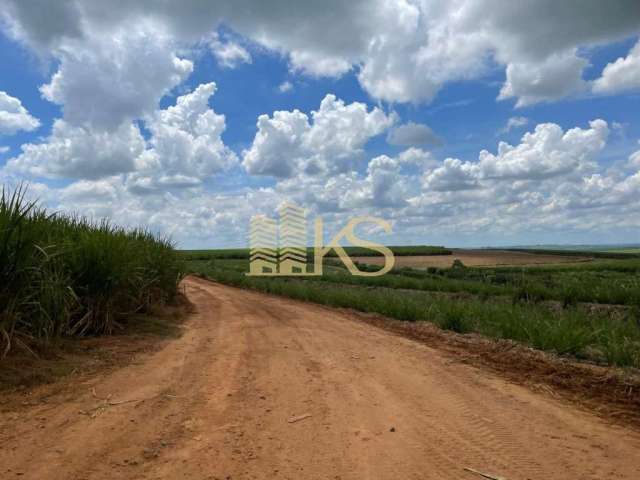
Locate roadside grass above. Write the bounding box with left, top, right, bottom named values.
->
left=0, top=186, right=184, bottom=356
left=187, top=258, right=640, bottom=369
left=0, top=300, right=188, bottom=391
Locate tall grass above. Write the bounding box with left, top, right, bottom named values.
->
left=0, top=186, right=184, bottom=355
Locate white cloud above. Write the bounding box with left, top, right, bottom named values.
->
left=243, top=94, right=396, bottom=178
left=44, top=178, right=281, bottom=248
left=3, top=0, right=639, bottom=108
left=423, top=119, right=609, bottom=192
left=289, top=50, right=352, bottom=77
left=479, top=119, right=608, bottom=181
left=6, top=117, right=639, bottom=248
left=209, top=32, right=252, bottom=68
left=278, top=81, right=293, bottom=93
left=396, top=147, right=439, bottom=169
left=628, top=149, right=640, bottom=169
left=424, top=158, right=481, bottom=192
left=498, top=50, right=589, bottom=107
left=128, top=82, right=237, bottom=192
left=0, top=146, right=9, bottom=154
left=387, top=122, right=443, bottom=147
left=0, top=91, right=40, bottom=135
left=8, top=83, right=235, bottom=184
left=39, top=19, right=193, bottom=130
left=499, top=116, right=529, bottom=134
left=342, top=155, right=408, bottom=208
left=357, top=0, right=492, bottom=104
left=7, top=119, right=145, bottom=179
left=593, top=40, right=640, bottom=95
left=1, top=2, right=640, bottom=246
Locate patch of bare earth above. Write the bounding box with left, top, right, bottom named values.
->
left=1, top=276, right=639, bottom=480
left=0, top=298, right=191, bottom=406
left=352, top=249, right=592, bottom=268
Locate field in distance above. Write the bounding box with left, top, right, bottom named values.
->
left=182, top=244, right=452, bottom=260
left=352, top=248, right=592, bottom=268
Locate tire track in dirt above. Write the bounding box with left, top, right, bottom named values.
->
left=2, top=276, right=640, bottom=480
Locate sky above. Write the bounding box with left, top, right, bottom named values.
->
left=0, top=1, right=639, bottom=249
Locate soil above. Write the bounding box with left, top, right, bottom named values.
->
left=1, top=276, right=639, bottom=479
left=352, top=249, right=592, bottom=268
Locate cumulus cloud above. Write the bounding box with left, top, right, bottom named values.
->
left=8, top=83, right=235, bottom=184
left=402, top=124, right=638, bottom=242
left=343, top=155, right=408, bottom=208
left=593, top=40, right=640, bottom=95
left=423, top=120, right=609, bottom=193
left=498, top=50, right=589, bottom=107
left=243, top=94, right=396, bottom=178
left=38, top=19, right=193, bottom=130
left=289, top=50, right=352, bottom=77
left=0, top=146, right=9, bottom=154
left=6, top=117, right=639, bottom=248
left=0, top=91, right=40, bottom=135
left=339, top=148, right=440, bottom=209
left=3, top=0, right=639, bottom=109
left=7, top=120, right=145, bottom=179
left=209, top=32, right=252, bottom=68
left=128, top=82, right=237, bottom=192
left=387, top=122, right=443, bottom=147
left=479, top=119, right=608, bottom=181
left=423, top=158, right=481, bottom=192
left=2, top=2, right=640, bottom=246
left=396, top=147, right=439, bottom=169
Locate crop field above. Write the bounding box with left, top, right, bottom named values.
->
left=0, top=187, right=184, bottom=356
left=605, top=248, right=640, bottom=254
left=186, top=249, right=640, bottom=369
left=352, top=249, right=592, bottom=268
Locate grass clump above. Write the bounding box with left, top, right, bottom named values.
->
left=0, top=186, right=184, bottom=355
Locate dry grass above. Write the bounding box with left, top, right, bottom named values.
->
left=0, top=295, right=191, bottom=396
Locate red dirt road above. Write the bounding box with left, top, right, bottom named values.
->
left=2, top=276, right=640, bottom=479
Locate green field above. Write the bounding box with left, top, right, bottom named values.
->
left=604, top=248, right=640, bottom=254
left=506, top=245, right=640, bottom=259
left=0, top=187, right=184, bottom=355
left=185, top=250, right=640, bottom=369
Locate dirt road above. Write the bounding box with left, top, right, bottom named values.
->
left=2, top=276, right=640, bottom=479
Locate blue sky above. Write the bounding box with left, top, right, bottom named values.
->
left=1, top=1, right=639, bottom=248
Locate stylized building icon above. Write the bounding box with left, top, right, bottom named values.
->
left=249, top=215, right=278, bottom=275
left=247, top=202, right=395, bottom=277
left=278, top=203, right=308, bottom=274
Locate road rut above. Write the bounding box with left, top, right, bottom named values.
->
left=1, top=276, right=639, bottom=479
